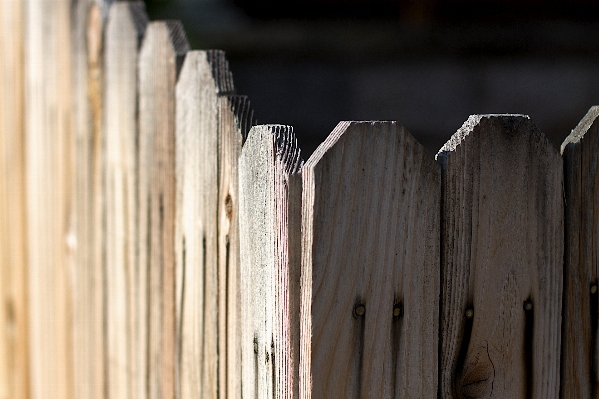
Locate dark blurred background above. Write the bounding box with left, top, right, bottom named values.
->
left=144, top=0, right=599, bottom=156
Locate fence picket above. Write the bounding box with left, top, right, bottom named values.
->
left=561, top=106, right=599, bottom=398
left=138, top=21, right=189, bottom=399
left=437, top=115, right=563, bottom=398
left=239, top=125, right=303, bottom=399
left=0, top=1, right=28, bottom=398
left=217, top=94, right=255, bottom=399
left=24, top=0, right=75, bottom=397
left=104, top=3, right=147, bottom=399
left=299, top=121, right=440, bottom=398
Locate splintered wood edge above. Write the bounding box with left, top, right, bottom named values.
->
left=561, top=106, right=599, bottom=154
left=207, top=50, right=235, bottom=94
left=223, top=95, right=256, bottom=143
left=436, top=114, right=533, bottom=160
left=246, top=124, right=303, bottom=173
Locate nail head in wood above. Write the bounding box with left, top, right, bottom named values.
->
left=354, top=304, right=365, bottom=317
left=465, top=308, right=474, bottom=319
left=393, top=304, right=402, bottom=319
left=591, top=284, right=597, bottom=295
left=523, top=300, right=533, bottom=311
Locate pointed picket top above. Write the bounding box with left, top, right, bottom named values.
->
left=438, top=114, right=563, bottom=399
left=301, top=121, right=440, bottom=398
left=239, top=124, right=303, bottom=399
left=560, top=106, right=599, bottom=398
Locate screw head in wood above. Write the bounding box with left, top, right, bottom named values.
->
left=465, top=308, right=474, bottom=319
left=354, top=304, right=365, bottom=317
left=523, top=300, right=533, bottom=311
left=592, top=284, right=598, bottom=295
left=393, top=303, right=403, bottom=319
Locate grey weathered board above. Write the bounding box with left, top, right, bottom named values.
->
left=217, top=94, right=255, bottom=399
left=71, top=1, right=108, bottom=398
left=300, top=121, right=440, bottom=398
left=0, top=1, right=28, bottom=398
left=138, top=20, right=188, bottom=399
left=104, top=3, right=147, bottom=399
left=437, top=115, right=563, bottom=399
left=239, top=125, right=303, bottom=399
left=561, top=106, right=599, bottom=398
left=25, top=0, right=75, bottom=397
left=175, top=50, right=254, bottom=399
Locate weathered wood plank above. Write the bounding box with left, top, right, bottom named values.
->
left=104, top=3, right=147, bottom=399
left=217, top=94, right=255, bottom=399
left=239, top=125, right=303, bottom=399
left=437, top=115, right=563, bottom=399
left=300, top=121, right=440, bottom=398
left=70, top=1, right=110, bottom=397
left=0, top=1, right=28, bottom=398
left=139, top=20, right=188, bottom=399
left=175, top=50, right=220, bottom=399
left=561, top=106, right=599, bottom=398
left=25, top=0, right=74, bottom=398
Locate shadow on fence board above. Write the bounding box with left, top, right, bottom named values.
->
left=4, top=0, right=599, bottom=398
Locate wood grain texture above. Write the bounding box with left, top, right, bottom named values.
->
left=300, top=121, right=440, bottom=399
left=138, top=21, right=188, bottom=399
left=25, top=0, right=74, bottom=398
left=0, top=1, right=29, bottom=398
left=104, top=3, right=147, bottom=399
left=437, top=115, right=563, bottom=399
left=561, top=106, right=599, bottom=398
left=239, top=125, right=302, bottom=399
left=218, top=94, right=255, bottom=399
left=71, top=1, right=109, bottom=397
left=175, top=50, right=220, bottom=399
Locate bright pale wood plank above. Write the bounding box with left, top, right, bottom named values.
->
left=175, top=50, right=220, bottom=399
left=70, top=2, right=109, bottom=398
left=25, top=0, right=74, bottom=398
left=437, top=115, right=563, bottom=399
left=217, top=94, right=255, bottom=399
left=138, top=20, right=188, bottom=399
left=300, top=121, right=440, bottom=398
left=0, top=1, right=29, bottom=398
left=104, top=3, right=147, bottom=399
left=561, top=106, right=599, bottom=398
left=239, top=125, right=303, bottom=399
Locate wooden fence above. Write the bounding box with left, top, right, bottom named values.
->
left=0, top=1, right=598, bottom=398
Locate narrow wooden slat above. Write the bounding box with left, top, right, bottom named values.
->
left=561, top=106, right=599, bottom=398
left=71, top=1, right=109, bottom=397
left=104, top=3, right=147, bottom=399
left=217, top=94, right=255, bottom=399
left=25, top=0, right=74, bottom=398
left=239, top=125, right=303, bottom=399
left=138, top=20, right=188, bottom=399
left=300, top=121, right=440, bottom=398
left=437, top=115, right=563, bottom=398
left=0, top=1, right=29, bottom=398
left=175, top=50, right=220, bottom=399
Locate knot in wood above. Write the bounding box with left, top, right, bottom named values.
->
left=225, top=193, right=233, bottom=220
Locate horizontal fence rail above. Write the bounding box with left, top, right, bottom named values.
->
left=1, top=1, right=599, bottom=398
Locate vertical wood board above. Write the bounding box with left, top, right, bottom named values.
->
left=25, top=0, right=74, bottom=398
left=138, top=20, right=188, bottom=399
left=239, top=125, right=302, bottom=399
left=437, top=115, right=563, bottom=399
left=300, top=121, right=440, bottom=398
left=0, top=1, right=29, bottom=398
left=104, top=3, right=147, bottom=399
left=561, top=106, right=599, bottom=398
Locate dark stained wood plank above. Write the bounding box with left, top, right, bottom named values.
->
left=437, top=114, right=563, bottom=399
left=561, top=106, right=599, bottom=399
